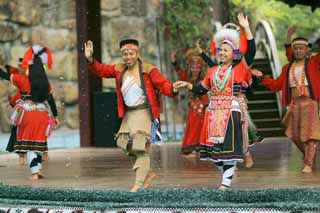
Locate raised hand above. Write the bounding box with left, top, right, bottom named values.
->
left=84, top=40, right=94, bottom=62
left=237, top=13, right=253, bottom=40
left=286, top=26, right=296, bottom=44
left=237, top=13, right=249, bottom=29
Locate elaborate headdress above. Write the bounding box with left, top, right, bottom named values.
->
left=21, top=45, right=52, bottom=70
left=119, top=39, right=139, bottom=52
left=210, top=23, right=247, bottom=61
left=291, top=37, right=309, bottom=48
left=184, top=46, right=206, bottom=66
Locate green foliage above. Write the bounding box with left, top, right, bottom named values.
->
left=161, top=0, right=213, bottom=49
left=230, top=0, right=320, bottom=48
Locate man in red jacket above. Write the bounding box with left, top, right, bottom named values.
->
left=252, top=37, right=320, bottom=173
left=85, top=39, right=178, bottom=192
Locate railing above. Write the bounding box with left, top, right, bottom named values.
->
left=254, top=20, right=283, bottom=117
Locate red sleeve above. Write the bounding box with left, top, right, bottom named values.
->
left=6, top=65, right=19, bottom=74
left=285, top=45, right=293, bottom=62
left=10, top=74, right=29, bottom=91
left=311, top=53, right=320, bottom=65
left=87, top=60, right=117, bottom=78
left=149, top=68, right=175, bottom=97
left=261, top=65, right=287, bottom=92
left=210, top=40, right=216, bottom=55
left=9, top=91, right=21, bottom=107
left=201, top=67, right=215, bottom=90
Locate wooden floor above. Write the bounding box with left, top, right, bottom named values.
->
left=0, top=138, right=319, bottom=191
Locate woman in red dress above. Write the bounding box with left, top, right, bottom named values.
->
left=174, top=13, right=256, bottom=189
left=0, top=48, right=58, bottom=180
left=171, top=47, right=209, bottom=155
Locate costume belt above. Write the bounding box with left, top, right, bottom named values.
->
left=126, top=103, right=149, bottom=111
left=22, top=101, right=48, bottom=112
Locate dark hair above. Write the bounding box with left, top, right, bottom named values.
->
left=28, top=50, right=49, bottom=102
left=292, top=37, right=308, bottom=43
left=119, top=39, right=139, bottom=48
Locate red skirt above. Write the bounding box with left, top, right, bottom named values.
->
left=14, top=108, right=50, bottom=152
left=181, top=107, right=205, bottom=154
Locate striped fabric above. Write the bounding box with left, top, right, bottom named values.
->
left=121, top=76, right=146, bottom=107
left=150, top=118, right=162, bottom=143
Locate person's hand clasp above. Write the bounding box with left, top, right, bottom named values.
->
left=173, top=81, right=191, bottom=90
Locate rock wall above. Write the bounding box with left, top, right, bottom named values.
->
left=0, top=0, right=78, bottom=132
left=0, top=0, right=162, bottom=133
left=100, top=0, right=161, bottom=89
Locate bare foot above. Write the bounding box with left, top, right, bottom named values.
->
left=43, top=152, right=49, bottom=161
left=302, top=165, right=312, bottom=173
left=130, top=184, right=142, bottom=192
left=142, top=172, right=156, bottom=188
left=245, top=154, right=254, bottom=169
left=30, top=174, right=40, bottom=180
left=18, top=154, right=26, bottom=165
left=218, top=185, right=229, bottom=190
left=38, top=173, right=44, bottom=179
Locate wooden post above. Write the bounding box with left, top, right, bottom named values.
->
left=212, top=0, right=230, bottom=24
left=76, top=0, right=102, bottom=147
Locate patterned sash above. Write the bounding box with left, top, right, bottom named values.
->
left=121, top=75, right=146, bottom=107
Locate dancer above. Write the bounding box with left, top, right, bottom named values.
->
left=0, top=55, right=27, bottom=165
left=0, top=47, right=59, bottom=180
left=174, top=13, right=256, bottom=189
left=199, top=39, right=261, bottom=168
left=171, top=47, right=209, bottom=155
left=252, top=36, right=320, bottom=173
left=84, top=38, right=178, bottom=192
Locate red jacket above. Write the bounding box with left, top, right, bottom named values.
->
left=5, top=65, right=21, bottom=107
left=87, top=60, right=177, bottom=119
left=261, top=58, right=320, bottom=106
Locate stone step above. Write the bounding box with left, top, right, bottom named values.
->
left=249, top=108, right=280, bottom=119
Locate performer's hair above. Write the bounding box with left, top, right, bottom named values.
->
left=28, top=50, right=49, bottom=102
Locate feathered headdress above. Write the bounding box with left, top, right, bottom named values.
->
left=210, top=23, right=247, bottom=61
left=184, top=46, right=207, bottom=66
left=21, top=45, right=52, bottom=71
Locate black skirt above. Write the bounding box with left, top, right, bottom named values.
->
left=200, top=111, right=244, bottom=162
left=6, top=126, right=17, bottom=152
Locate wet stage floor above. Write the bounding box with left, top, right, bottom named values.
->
left=0, top=138, right=319, bottom=191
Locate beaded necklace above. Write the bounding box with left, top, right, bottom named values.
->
left=213, top=65, right=233, bottom=92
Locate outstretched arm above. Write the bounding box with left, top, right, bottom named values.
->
left=285, top=26, right=296, bottom=62
left=149, top=68, right=178, bottom=97
left=173, top=81, right=208, bottom=95
left=251, top=67, right=286, bottom=92
left=84, top=40, right=117, bottom=78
